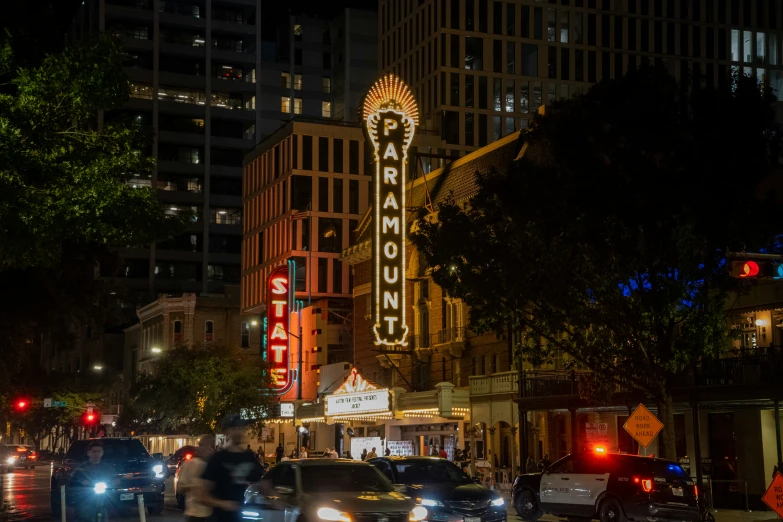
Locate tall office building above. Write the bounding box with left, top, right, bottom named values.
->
left=67, top=0, right=378, bottom=301
left=379, top=0, right=783, bottom=158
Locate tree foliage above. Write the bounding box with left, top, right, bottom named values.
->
left=411, top=66, right=782, bottom=459
left=0, top=34, right=191, bottom=392
left=120, top=344, right=274, bottom=436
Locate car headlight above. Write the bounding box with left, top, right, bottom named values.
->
left=242, top=511, right=261, bottom=520
left=419, top=499, right=444, bottom=507
left=7, top=457, right=15, bottom=464
left=491, top=497, right=505, bottom=507
left=94, top=482, right=108, bottom=494
left=410, top=506, right=428, bottom=522
left=317, top=508, right=351, bottom=522
left=153, top=464, right=164, bottom=478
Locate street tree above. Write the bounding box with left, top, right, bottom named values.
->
left=0, top=34, right=192, bottom=392
left=122, top=344, right=274, bottom=436
left=411, top=65, right=782, bottom=459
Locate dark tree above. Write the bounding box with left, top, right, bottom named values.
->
left=412, top=66, right=782, bottom=459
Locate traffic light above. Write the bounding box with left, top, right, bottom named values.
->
left=13, top=398, right=30, bottom=412
left=82, top=411, right=99, bottom=425
left=729, top=260, right=783, bottom=279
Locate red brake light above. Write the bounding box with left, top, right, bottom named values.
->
left=594, top=446, right=606, bottom=454
left=184, top=454, right=193, bottom=460
left=16, top=448, right=26, bottom=452
left=641, top=479, right=653, bottom=493
left=694, top=485, right=699, bottom=498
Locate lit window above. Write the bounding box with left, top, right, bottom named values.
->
left=281, top=96, right=291, bottom=113
left=281, top=72, right=291, bottom=89
left=322, top=76, right=331, bottom=93
left=294, top=98, right=303, bottom=114
left=294, top=24, right=302, bottom=40
left=294, top=74, right=303, bottom=90
left=129, top=82, right=153, bottom=99
left=192, top=35, right=206, bottom=47
left=321, top=101, right=332, bottom=118
left=731, top=29, right=740, bottom=62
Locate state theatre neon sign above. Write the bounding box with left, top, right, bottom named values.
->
left=363, top=74, right=418, bottom=346
left=266, top=266, right=292, bottom=394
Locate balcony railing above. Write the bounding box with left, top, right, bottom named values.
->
left=517, top=350, right=783, bottom=400
left=469, top=371, right=519, bottom=396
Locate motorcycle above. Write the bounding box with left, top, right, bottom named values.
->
left=83, top=482, right=108, bottom=522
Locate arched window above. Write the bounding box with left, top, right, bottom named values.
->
left=205, top=320, right=214, bottom=341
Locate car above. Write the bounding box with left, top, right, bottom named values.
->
left=173, top=464, right=185, bottom=509
left=368, top=456, right=506, bottom=522
left=4, top=444, right=37, bottom=470
left=512, top=449, right=699, bottom=522
left=243, top=459, right=424, bottom=522
left=50, top=438, right=166, bottom=517
left=0, top=446, right=12, bottom=473
left=166, top=445, right=197, bottom=476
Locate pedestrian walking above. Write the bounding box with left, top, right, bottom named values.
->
left=275, top=444, right=284, bottom=463
left=439, top=448, right=448, bottom=459
left=360, top=448, right=368, bottom=461
left=525, top=456, right=537, bottom=473
left=201, top=415, right=265, bottom=522
left=256, top=446, right=265, bottom=467
left=365, top=447, right=378, bottom=460
left=178, top=435, right=215, bottom=522
left=385, top=447, right=391, bottom=456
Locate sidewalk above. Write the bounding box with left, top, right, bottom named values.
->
left=504, top=512, right=781, bottom=522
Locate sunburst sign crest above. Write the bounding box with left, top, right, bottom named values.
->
left=362, top=74, right=419, bottom=126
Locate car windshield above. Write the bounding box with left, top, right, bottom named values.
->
left=391, top=460, right=472, bottom=484
left=300, top=465, right=393, bottom=493
left=65, top=440, right=150, bottom=462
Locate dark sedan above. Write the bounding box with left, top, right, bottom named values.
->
left=166, top=445, right=197, bottom=476
left=369, top=456, right=506, bottom=522
left=4, top=445, right=37, bottom=470
left=51, top=438, right=166, bottom=517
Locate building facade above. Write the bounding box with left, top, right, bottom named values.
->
left=68, top=0, right=378, bottom=301
left=123, top=286, right=261, bottom=379
left=379, top=0, right=783, bottom=158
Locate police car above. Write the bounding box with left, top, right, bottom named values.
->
left=512, top=448, right=699, bottom=522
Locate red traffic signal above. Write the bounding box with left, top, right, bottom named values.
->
left=731, top=260, right=764, bottom=278
left=82, top=411, right=99, bottom=425
left=13, top=399, right=29, bottom=412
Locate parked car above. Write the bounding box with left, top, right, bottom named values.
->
left=50, top=438, right=166, bottom=517
left=512, top=448, right=699, bottom=522
left=166, top=445, right=197, bottom=476
left=4, top=444, right=37, bottom=470
left=243, top=459, right=423, bottom=522
left=369, top=456, right=506, bottom=522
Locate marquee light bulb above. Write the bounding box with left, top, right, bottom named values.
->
left=363, top=74, right=419, bottom=125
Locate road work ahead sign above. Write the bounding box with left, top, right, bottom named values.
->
left=623, top=403, right=663, bottom=448
left=762, top=472, right=783, bottom=517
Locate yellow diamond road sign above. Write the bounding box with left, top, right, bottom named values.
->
left=623, top=403, right=664, bottom=448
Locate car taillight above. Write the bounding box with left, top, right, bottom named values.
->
left=30, top=455, right=36, bottom=459
left=633, top=477, right=654, bottom=493
left=694, top=485, right=699, bottom=498
left=184, top=454, right=193, bottom=460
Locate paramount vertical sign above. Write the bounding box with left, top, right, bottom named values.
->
left=364, top=75, right=418, bottom=347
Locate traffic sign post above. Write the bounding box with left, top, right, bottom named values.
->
left=762, top=472, right=783, bottom=517
left=623, top=403, right=664, bottom=449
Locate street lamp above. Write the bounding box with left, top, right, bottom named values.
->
left=251, top=320, right=258, bottom=326
left=93, top=365, right=103, bottom=371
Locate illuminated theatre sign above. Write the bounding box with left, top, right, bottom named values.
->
left=326, top=368, right=391, bottom=417
left=364, top=74, right=418, bottom=347
left=266, top=266, right=292, bottom=394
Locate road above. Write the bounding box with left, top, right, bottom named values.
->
left=0, top=466, right=181, bottom=522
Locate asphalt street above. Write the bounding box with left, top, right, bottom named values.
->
left=0, top=466, right=181, bottom=522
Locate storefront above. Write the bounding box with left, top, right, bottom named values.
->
left=294, top=370, right=470, bottom=459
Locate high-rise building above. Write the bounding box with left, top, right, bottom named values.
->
left=379, top=0, right=783, bottom=157
left=67, top=0, right=378, bottom=301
